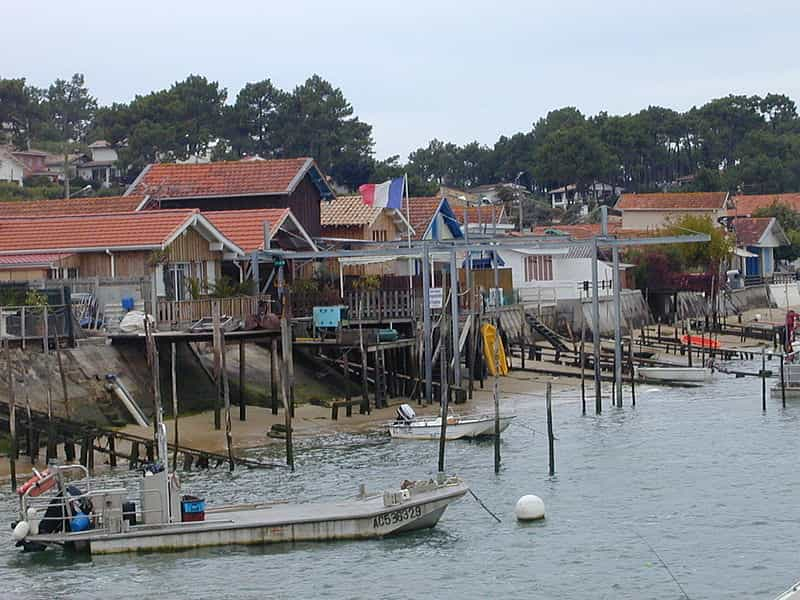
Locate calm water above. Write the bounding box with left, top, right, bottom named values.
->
left=1, top=356, right=798, bottom=600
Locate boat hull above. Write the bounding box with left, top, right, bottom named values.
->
left=24, top=481, right=468, bottom=555
left=388, top=416, right=515, bottom=440
left=636, top=367, right=713, bottom=386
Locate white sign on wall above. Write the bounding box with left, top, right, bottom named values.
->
left=429, top=287, right=443, bottom=309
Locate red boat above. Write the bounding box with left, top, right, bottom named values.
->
left=681, top=334, right=720, bottom=349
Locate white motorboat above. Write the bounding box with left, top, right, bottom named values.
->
left=12, top=394, right=468, bottom=555
left=387, top=404, right=515, bottom=440
left=771, top=361, right=800, bottom=400
left=774, top=580, right=800, bottom=600
left=636, top=366, right=713, bottom=386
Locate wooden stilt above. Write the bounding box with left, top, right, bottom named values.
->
left=270, top=338, right=279, bottom=415
left=171, top=342, right=179, bottom=472
left=4, top=338, right=17, bottom=490
left=108, top=435, right=117, bottom=468
left=211, top=302, right=222, bottom=430
left=220, top=333, right=235, bottom=472
left=238, top=340, right=246, bottom=421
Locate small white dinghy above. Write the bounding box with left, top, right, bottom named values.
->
left=774, top=580, right=800, bottom=600
left=636, top=366, right=713, bottom=386
left=387, top=404, right=515, bottom=440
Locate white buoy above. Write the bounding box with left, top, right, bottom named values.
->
left=12, top=520, right=30, bottom=541
left=515, top=495, right=545, bottom=521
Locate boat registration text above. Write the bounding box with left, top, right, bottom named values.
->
left=373, top=505, right=422, bottom=528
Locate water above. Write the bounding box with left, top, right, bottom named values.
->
left=1, top=357, right=798, bottom=600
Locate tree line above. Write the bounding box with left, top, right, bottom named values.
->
left=1, top=73, right=798, bottom=197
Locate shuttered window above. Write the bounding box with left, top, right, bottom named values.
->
left=524, top=255, right=553, bottom=281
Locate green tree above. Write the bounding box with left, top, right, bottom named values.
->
left=228, top=79, right=287, bottom=157
left=662, top=214, right=733, bottom=269
left=752, top=202, right=800, bottom=260
left=44, top=73, right=97, bottom=143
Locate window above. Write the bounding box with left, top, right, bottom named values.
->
left=164, top=263, right=190, bottom=301
left=524, top=255, right=553, bottom=281
left=49, top=267, right=79, bottom=280
left=372, top=229, right=387, bottom=242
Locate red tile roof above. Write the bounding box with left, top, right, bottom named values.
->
left=320, top=195, right=380, bottom=227
left=0, top=253, right=73, bottom=267
left=204, top=208, right=291, bottom=253
left=616, top=192, right=728, bottom=211
left=732, top=193, right=800, bottom=216
left=127, top=158, right=323, bottom=199
left=734, top=217, right=776, bottom=246
left=402, top=196, right=443, bottom=240
left=0, top=195, right=145, bottom=218
left=0, top=210, right=201, bottom=254
left=453, top=204, right=507, bottom=226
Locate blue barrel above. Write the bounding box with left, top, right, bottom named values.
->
left=121, top=297, right=135, bottom=312
left=70, top=512, right=90, bottom=532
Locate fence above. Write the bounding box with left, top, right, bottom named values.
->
left=0, top=304, right=73, bottom=347
left=156, top=294, right=272, bottom=327
left=345, top=289, right=415, bottom=321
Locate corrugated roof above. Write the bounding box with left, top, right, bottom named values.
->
left=126, top=157, right=333, bottom=200
left=204, top=208, right=291, bottom=253
left=616, top=192, right=728, bottom=210
left=0, top=195, right=145, bottom=218
left=320, top=195, right=380, bottom=227
left=0, top=210, right=201, bottom=253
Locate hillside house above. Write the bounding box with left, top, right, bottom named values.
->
left=125, top=157, right=335, bottom=238
left=75, top=140, right=121, bottom=187
left=10, top=149, right=56, bottom=181
left=549, top=182, right=623, bottom=211
left=732, top=217, right=789, bottom=282
left=616, top=192, right=731, bottom=230
left=0, top=210, right=242, bottom=301
left=0, top=149, right=25, bottom=186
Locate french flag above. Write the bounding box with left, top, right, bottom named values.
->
left=359, top=177, right=405, bottom=209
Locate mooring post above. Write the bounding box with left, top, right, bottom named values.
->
left=54, top=332, right=70, bottom=418
left=171, top=342, right=179, bottom=472
left=211, top=302, right=222, bottom=430
left=108, top=435, right=117, bottom=468
left=761, top=346, right=767, bottom=412
left=780, top=352, right=786, bottom=408
left=492, top=245, right=501, bottom=474
left=687, top=324, right=693, bottom=368
left=449, top=247, right=461, bottom=389
left=438, top=316, right=450, bottom=474
left=422, top=243, right=433, bottom=404
left=238, top=340, right=246, bottom=421
left=270, top=338, right=279, bottom=415
left=220, top=333, right=235, bottom=472
left=546, top=382, right=555, bottom=476
left=629, top=337, right=636, bottom=407
left=4, top=337, right=17, bottom=490
left=279, top=265, right=294, bottom=471
left=591, top=236, right=602, bottom=414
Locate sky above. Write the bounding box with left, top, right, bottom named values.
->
left=2, top=0, right=799, bottom=160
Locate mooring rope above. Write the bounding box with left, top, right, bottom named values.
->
left=634, top=529, right=691, bottom=600
left=468, top=488, right=502, bottom=523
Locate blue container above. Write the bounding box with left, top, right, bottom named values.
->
left=70, top=512, right=90, bottom=532
left=121, top=297, right=135, bottom=312
left=181, top=499, right=205, bottom=514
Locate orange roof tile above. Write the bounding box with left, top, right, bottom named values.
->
left=452, top=204, right=507, bottom=226
left=204, top=208, right=291, bottom=253
left=0, top=253, right=73, bottom=267
left=402, top=197, right=444, bottom=240
left=733, top=193, right=800, bottom=216
left=320, top=195, right=380, bottom=227
left=616, top=192, right=728, bottom=211
left=734, top=217, right=781, bottom=246
left=127, top=158, right=328, bottom=200
left=0, top=195, right=145, bottom=218
left=0, top=210, right=201, bottom=254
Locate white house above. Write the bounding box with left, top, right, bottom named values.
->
left=76, top=140, right=120, bottom=187
left=0, top=149, right=24, bottom=186
left=733, top=216, right=789, bottom=281
left=549, top=182, right=623, bottom=211
left=497, top=244, right=616, bottom=302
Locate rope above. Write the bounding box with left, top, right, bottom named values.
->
left=468, top=488, right=502, bottom=523
left=634, top=530, right=690, bottom=600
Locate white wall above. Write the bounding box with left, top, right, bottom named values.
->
left=91, top=147, right=118, bottom=163
left=0, top=157, right=23, bottom=185
left=621, top=208, right=724, bottom=230
left=498, top=249, right=615, bottom=301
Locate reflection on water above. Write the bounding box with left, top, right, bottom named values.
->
left=1, top=356, right=798, bottom=599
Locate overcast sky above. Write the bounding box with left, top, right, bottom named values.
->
left=3, top=0, right=799, bottom=159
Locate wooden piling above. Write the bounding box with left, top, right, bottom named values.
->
left=108, top=435, right=117, bottom=468
left=761, top=346, right=767, bottom=412
left=279, top=276, right=294, bottom=471
left=171, top=342, right=179, bottom=472
left=129, top=441, right=139, bottom=468
left=546, top=382, right=555, bottom=477
left=64, top=440, right=75, bottom=462
left=629, top=337, right=636, bottom=407
left=4, top=337, right=17, bottom=490
left=238, top=340, right=247, bottom=421
left=211, top=302, right=222, bottom=430
left=780, top=352, right=786, bottom=408
left=54, top=333, right=71, bottom=418
left=220, top=332, right=235, bottom=472
left=438, top=317, right=450, bottom=473
left=270, top=338, right=279, bottom=415
left=343, top=350, right=351, bottom=407
left=580, top=303, right=586, bottom=415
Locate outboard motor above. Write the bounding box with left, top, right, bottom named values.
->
left=396, top=404, right=416, bottom=424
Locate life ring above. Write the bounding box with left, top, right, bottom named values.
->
left=16, top=469, right=56, bottom=497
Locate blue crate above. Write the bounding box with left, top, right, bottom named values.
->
left=181, top=499, right=205, bottom=514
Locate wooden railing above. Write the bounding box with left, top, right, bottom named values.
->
left=346, top=289, right=415, bottom=322
left=156, top=294, right=272, bottom=326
